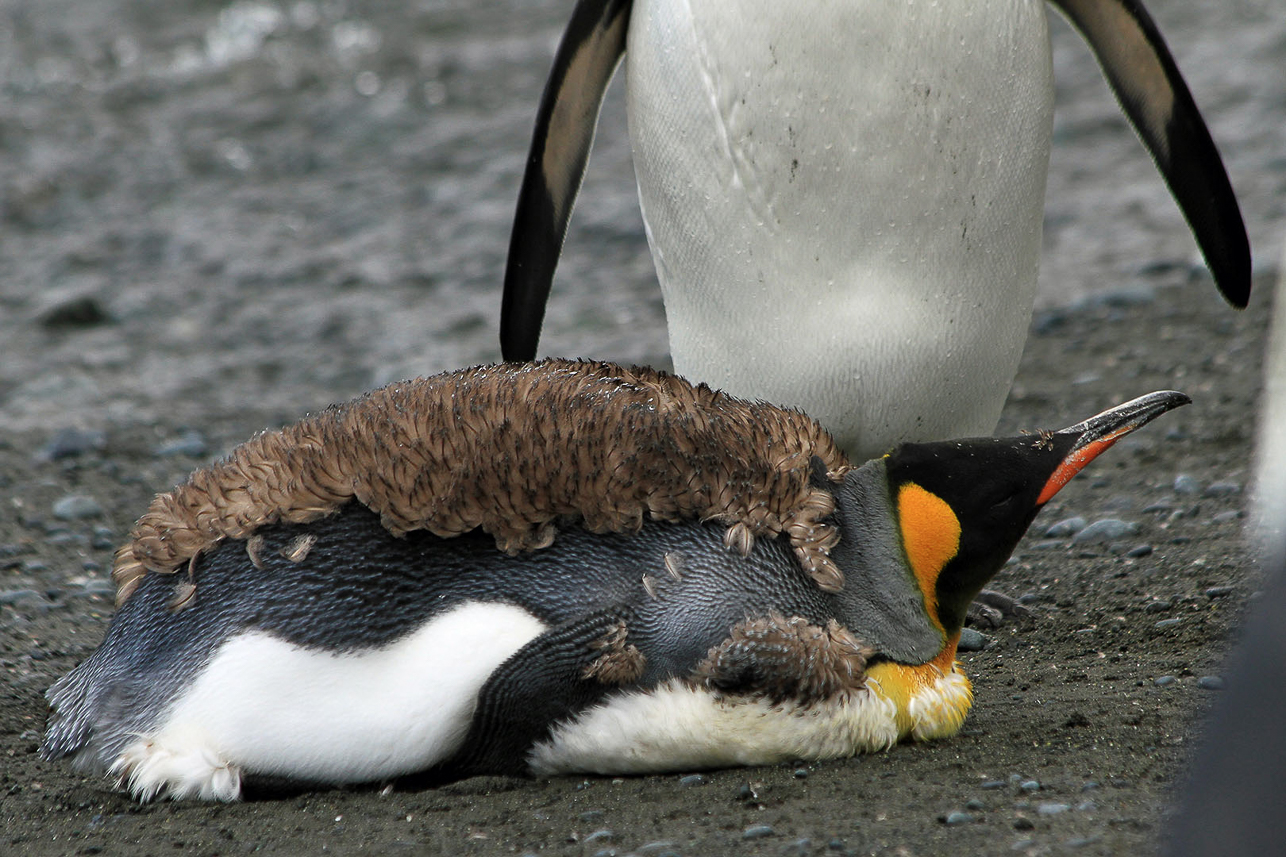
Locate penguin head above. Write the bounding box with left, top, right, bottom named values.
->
left=881, top=390, right=1190, bottom=636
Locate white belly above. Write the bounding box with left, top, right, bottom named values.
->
left=113, top=602, right=548, bottom=800
left=626, top=0, right=1054, bottom=459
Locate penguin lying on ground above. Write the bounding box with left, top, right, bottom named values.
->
left=500, top=0, right=1247, bottom=461
left=42, top=360, right=1187, bottom=801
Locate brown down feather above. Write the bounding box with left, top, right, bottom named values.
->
left=112, top=359, right=852, bottom=604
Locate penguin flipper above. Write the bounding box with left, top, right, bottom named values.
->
left=440, top=608, right=641, bottom=778
left=1049, top=0, right=1250, bottom=307
left=500, top=0, right=633, bottom=361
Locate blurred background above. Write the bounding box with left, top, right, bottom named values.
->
left=0, top=0, right=1282, bottom=435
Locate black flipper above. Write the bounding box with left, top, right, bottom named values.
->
left=1049, top=0, right=1251, bottom=307
left=500, top=0, right=634, bottom=361
left=440, top=608, right=638, bottom=777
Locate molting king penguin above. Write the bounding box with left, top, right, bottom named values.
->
left=41, top=360, right=1188, bottom=801
left=499, top=0, right=1248, bottom=460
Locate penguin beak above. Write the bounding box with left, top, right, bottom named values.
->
left=1037, top=390, right=1192, bottom=505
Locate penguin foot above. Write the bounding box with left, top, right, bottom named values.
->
left=965, top=590, right=1032, bottom=631
left=112, top=732, right=243, bottom=802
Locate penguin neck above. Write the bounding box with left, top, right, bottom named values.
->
left=828, top=461, right=950, bottom=665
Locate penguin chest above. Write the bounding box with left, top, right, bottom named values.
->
left=527, top=663, right=974, bottom=776
left=626, top=0, right=1055, bottom=456
left=112, top=602, right=548, bottom=801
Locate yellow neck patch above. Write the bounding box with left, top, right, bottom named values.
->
left=896, top=482, right=962, bottom=631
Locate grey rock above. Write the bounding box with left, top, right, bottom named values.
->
left=942, top=811, right=974, bottom=826
left=743, top=825, right=775, bottom=840
left=1155, top=675, right=1177, bottom=687
left=1126, top=544, right=1154, bottom=558
left=1212, top=510, right=1242, bottom=524
left=583, top=829, right=615, bottom=845
left=52, top=494, right=103, bottom=520
left=155, top=429, right=208, bottom=458
left=1038, top=803, right=1071, bottom=816
left=1205, top=586, right=1234, bottom=599
left=1174, top=474, right=1201, bottom=495
left=1044, top=516, right=1087, bottom=538
left=1204, top=481, right=1241, bottom=497
left=37, top=427, right=107, bottom=461
left=1071, top=519, right=1138, bottom=545
left=957, top=627, right=987, bottom=652
left=1020, top=780, right=1041, bottom=793
left=678, top=774, right=707, bottom=787
left=1197, top=675, right=1225, bottom=690
left=1154, top=618, right=1184, bottom=629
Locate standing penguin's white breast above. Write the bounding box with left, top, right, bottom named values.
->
left=626, top=0, right=1054, bottom=459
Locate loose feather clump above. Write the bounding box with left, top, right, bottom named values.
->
left=113, top=359, right=851, bottom=604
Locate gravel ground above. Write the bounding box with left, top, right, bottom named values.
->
left=1, top=1, right=1282, bottom=855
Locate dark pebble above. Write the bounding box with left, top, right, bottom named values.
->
left=743, top=824, right=775, bottom=840
left=39, top=294, right=111, bottom=329
left=965, top=799, right=984, bottom=811
left=1081, top=782, right=1099, bottom=792
left=828, top=838, right=845, bottom=851
left=52, top=494, right=103, bottom=520
left=1205, top=586, right=1234, bottom=599
left=1204, top=481, right=1241, bottom=497
left=1071, top=519, right=1138, bottom=545
left=1013, top=817, right=1035, bottom=831
left=1044, top=516, right=1087, bottom=538
left=1143, top=600, right=1172, bottom=613
left=957, top=628, right=987, bottom=652
left=1154, top=617, right=1183, bottom=629
left=1126, top=544, right=1153, bottom=558
left=942, top=811, right=973, bottom=826
left=793, top=768, right=809, bottom=779
left=1155, top=675, right=1177, bottom=687
left=678, top=774, right=707, bottom=787
left=1197, top=676, right=1225, bottom=691
left=1173, top=474, right=1201, bottom=495
left=37, top=427, right=107, bottom=461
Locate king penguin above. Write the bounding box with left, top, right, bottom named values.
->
left=42, top=360, right=1188, bottom=800
left=499, top=0, right=1248, bottom=460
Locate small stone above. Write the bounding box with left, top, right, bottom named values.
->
left=1126, top=544, right=1153, bottom=558
left=942, top=811, right=974, bottom=826
left=52, top=494, right=103, bottom=520
left=1204, top=481, right=1241, bottom=498
left=1144, top=600, right=1172, bottom=613
left=1154, top=617, right=1183, bottom=630
left=793, top=768, right=809, bottom=779
left=1020, top=780, right=1040, bottom=793
left=1197, top=676, right=1225, bottom=691
left=1044, top=517, right=1087, bottom=538
left=155, top=430, right=208, bottom=458
left=635, top=842, right=677, bottom=856
left=1173, top=474, right=1201, bottom=495
left=957, top=628, right=986, bottom=651
left=1076, top=801, right=1097, bottom=813
left=1013, top=817, right=1035, bottom=831
left=1205, top=586, right=1234, bottom=599
left=1081, top=782, right=1099, bottom=792
left=1071, top=519, right=1138, bottom=545
left=781, top=838, right=812, bottom=856
left=743, top=824, right=775, bottom=840
left=37, top=427, right=107, bottom=461
left=39, top=294, right=111, bottom=329
left=981, top=780, right=1007, bottom=790
left=1037, top=803, right=1070, bottom=817
left=965, top=799, right=985, bottom=811
left=583, top=830, right=615, bottom=845
left=828, top=838, right=845, bottom=851
left=1154, top=675, right=1177, bottom=687
left=1212, top=510, right=1242, bottom=524
left=0, top=589, right=45, bottom=607
left=678, top=774, right=707, bottom=787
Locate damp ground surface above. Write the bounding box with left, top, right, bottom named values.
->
left=1, top=1, right=1283, bottom=855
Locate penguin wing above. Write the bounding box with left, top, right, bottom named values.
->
left=501, top=0, right=633, bottom=361
left=1049, top=0, right=1251, bottom=307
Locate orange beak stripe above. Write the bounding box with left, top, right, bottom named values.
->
left=1036, top=429, right=1130, bottom=505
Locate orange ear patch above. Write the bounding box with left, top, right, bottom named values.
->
left=896, top=483, right=962, bottom=630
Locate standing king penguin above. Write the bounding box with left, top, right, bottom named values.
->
left=500, top=0, right=1248, bottom=460
left=42, top=360, right=1187, bottom=800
